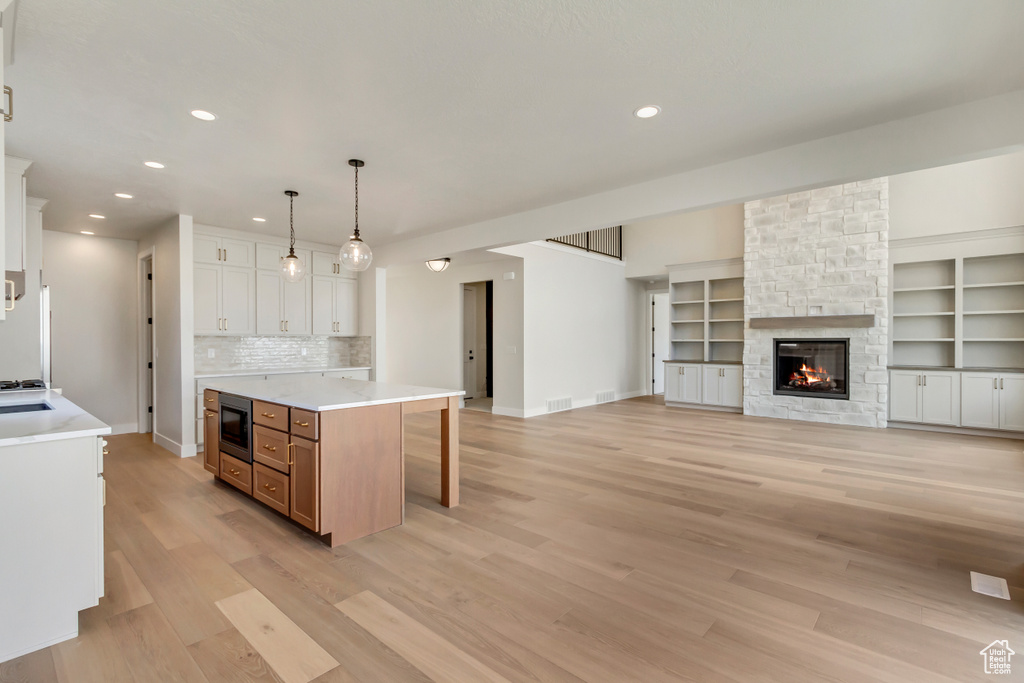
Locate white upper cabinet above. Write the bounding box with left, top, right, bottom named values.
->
left=256, top=270, right=311, bottom=335
left=256, top=243, right=311, bottom=272
left=4, top=157, right=30, bottom=272
left=312, top=250, right=343, bottom=276
left=194, top=263, right=255, bottom=335
left=194, top=234, right=254, bottom=267
left=311, top=275, right=357, bottom=336
left=0, top=35, right=6, bottom=321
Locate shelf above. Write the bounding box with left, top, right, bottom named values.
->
left=671, top=319, right=704, bottom=324
left=964, top=310, right=1024, bottom=316
left=962, top=281, right=1024, bottom=289
left=709, top=318, right=743, bottom=322
left=892, top=312, right=954, bottom=318
left=893, top=338, right=954, bottom=342
left=892, top=285, right=955, bottom=293
left=671, top=300, right=703, bottom=305
left=671, top=339, right=704, bottom=343
left=709, top=339, right=743, bottom=343
left=964, top=338, right=1024, bottom=342
left=709, top=297, right=743, bottom=303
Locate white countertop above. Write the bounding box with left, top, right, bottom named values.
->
left=0, top=390, right=111, bottom=447
left=195, top=366, right=371, bottom=379
left=204, top=375, right=464, bottom=411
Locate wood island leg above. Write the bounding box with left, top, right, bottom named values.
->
left=440, top=395, right=459, bottom=507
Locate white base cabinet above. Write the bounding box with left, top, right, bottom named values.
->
left=960, top=372, right=1024, bottom=431
left=665, top=363, right=741, bottom=409
left=889, top=370, right=960, bottom=426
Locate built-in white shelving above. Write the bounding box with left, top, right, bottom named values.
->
left=668, top=274, right=744, bottom=363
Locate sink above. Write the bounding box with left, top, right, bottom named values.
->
left=0, top=402, right=54, bottom=415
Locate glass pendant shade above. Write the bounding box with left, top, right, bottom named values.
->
left=280, top=251, right=306, bottom=282
left=339, top=236, right=373, bottom=272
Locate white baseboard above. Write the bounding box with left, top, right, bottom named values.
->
left=888, top=420, right=1024, bottom=440
left=491, top=406, right=525, bottom=418
left=618, top=390, right=645, bottom=400
left=109, top=422, right=138, bottom=435
left=153, top=432, right=198, bottom=458
left=524, top=390, right=647, bottom=418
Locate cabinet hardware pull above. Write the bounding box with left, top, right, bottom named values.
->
left=288, top=443, right=295, bottom=466
left=280, top=321, right=284, bottom=332
left=261, top=412, right=275, bottom=418
left=3, top=85, right=13, bottom=122
left=294, top=420, right=309, bottom=427
left=995, top=378, right=999, bottom=389
left=224, top=248, right=227, bottom=261
left=285, top=320, right=289, bottom=332
left=263, top=483, right=277, bottom=492
left=206, top=397, right=215, bottom=402
left=4, top=280, right=14, bottom=312
left=103, top=449, right=109, bottom=456
left=224, top=318, right=227, bottom=330
left=264, top=445, right=276, bottom=452
left=923, top=375, right=927, bottom=387
left=229, top=468, right=240, bottom=476
left=1001, top=378, right=1005, bottom=390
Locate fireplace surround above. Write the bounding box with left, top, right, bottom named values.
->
left=774, top=338, right=849, bottom=400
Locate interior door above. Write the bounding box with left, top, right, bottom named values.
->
left=282, top=278, right=310, bottom=335
left=255, top=271, right=282, bottom=335
left=193, top=264, right=221, bottom=334
left=334, top=279, right=357, bottom=336
left=311, top=276, right=334, bottom=335
left=221, top=266, right=256, bottom=334
left=652, top=293, right=670, bottom=394
left=462, top=286, right=476, bottom=399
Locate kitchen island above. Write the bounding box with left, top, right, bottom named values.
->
left=0, top=390, right=109, bottom=663
left=202, top=375, right=463, bottom=546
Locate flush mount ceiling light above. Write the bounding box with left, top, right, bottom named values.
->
left=80, top=231, right=94, bottom=235
left=280, top=190, right=306, bottom=283
left=339, top=159, right=373, bottom=272
left=114, top=193, right=133, bottom=199
left=190, top=109, right=217, bottom=121
left=425, top=258, right=451, bottom=273
left=144, top=161, right=165, bottom=169
left=252, top=217, right=266, bottom=222
left=634, top=105, right=661, bottom=119
left=88, top=214, right=105, bottom=219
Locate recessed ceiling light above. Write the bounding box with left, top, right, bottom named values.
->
left=80, top=231, right=95, bottom=235
left=144, top=161, right=165, bottom=169
left=252, top=217, right=266, bottom=222
left=114, top=193, right=133, bottom=199
left=190, top=109, right=217, bottom=121
left=88, top=214, right=105, bottom=219
left=634, top=105, right=661, bottom=119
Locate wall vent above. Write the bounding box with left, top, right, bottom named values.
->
left=546, top=397, right=573, bottom=413
left=595, top=390, right=616, bottom=404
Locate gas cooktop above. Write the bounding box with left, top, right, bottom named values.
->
left=0, top=379, right=47, bottom=391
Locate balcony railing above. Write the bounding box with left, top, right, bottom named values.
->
left=547, top=225, right=622, bottom=260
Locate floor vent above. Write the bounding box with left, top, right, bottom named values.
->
left=595, top=390, right=616, bottom=404
left=970, top=571, right=1011, bottom=600
left=546, top=397, right=572, bottom=413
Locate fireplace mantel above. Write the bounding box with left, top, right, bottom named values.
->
left=748, top=315, right=875, bottom=329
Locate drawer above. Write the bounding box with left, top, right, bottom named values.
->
left=219, top=453, right=252, bottom=495
left=290, top=408, right=319, bottom=441
left=253, top=463, right=290, bottom=516
left=253, top=400, right=289, bottom=432
left=203, top=389, right=219, bottom=411
left=254, top=424, right=290, bottom=473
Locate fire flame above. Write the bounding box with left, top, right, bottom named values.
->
left=790, top=363, right=831, bottom=385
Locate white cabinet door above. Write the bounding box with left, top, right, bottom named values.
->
left=702, top=366, right=722, bottom=406
left=193, top=264, right=222, bottom=334
left=920, top=372, right=960, bottom=426
left=888, top=371, right=922, bottom=423
left=720, top=366, right=742, bottom=408
left=335, top=278, right=358, bottom=336
left=194, top=234, right=222, bottom=264
left=664, top=366, right=681, bottom=402
left=312, top=250, right=339, bottom=276
left=960, top=373, right=1000, bottom=430
left=220, top=266, right=255, bottom=334
left=220, top=238, right=254, bottom=268
left=256, top=271, right=282, bottom=335
left=4, top=169, right=24, bottom=271
left=998, top=374, right=1024, bottom=432
left=282, top=278, right=310, bottom=335
left=680, top=364, right=701, bottom=403
left=255, top=243, right=284, bottom=270
left=311, top=276, right=335, bottom=335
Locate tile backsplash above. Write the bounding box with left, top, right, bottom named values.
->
left=194, top=336, right=372, bottom=374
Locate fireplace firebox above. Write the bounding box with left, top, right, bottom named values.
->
left=774, top=338, right=849, bottom=400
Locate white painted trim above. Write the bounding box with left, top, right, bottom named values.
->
left=194, top=222, right=344, bottom=255
left=491, top=406, right=525, bottom=418
left=665, top=256, right=744, bottom=272
left=528, top=239, right=625, bottom=266
left=153, top=431, right=183, bottom=456
left=665, top=401, right=743, bottom=413
left=618, top=390, right=646, bottom=400
left=888, top=420, right=1024, bottom=440
left=890, top=224, right=1024, bottom=250
left=109, top=423, right=139, bottom=436
left=646, top=289, right=670, bottom=396
left=137, top=248, right=154, bottom=434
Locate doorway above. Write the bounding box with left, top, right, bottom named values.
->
left=649, top=291, right=670, bottom=395
left=138, top=252, right=154, bottom=434
left=462, top=281, right=493, bottom=412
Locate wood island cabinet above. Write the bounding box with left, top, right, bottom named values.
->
left=289, top=435, right=320, bottom=531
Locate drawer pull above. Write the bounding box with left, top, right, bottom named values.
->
left=261, top=412, right=275, bottom=418
left=294, top=420, right=309, bottom=427
left=229, top=468, right=241, bottom=476
left=264, top=444, right=277, bottom=452
left=102, top=449, right=109, bottom=456
left=206, top=397, right=215, bottom=402
left=263, top=483, right=277, bottom=493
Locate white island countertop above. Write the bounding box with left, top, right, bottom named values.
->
left=204, top=375, right=464, bottom=412
left=0, top=390, right=111, bottom=447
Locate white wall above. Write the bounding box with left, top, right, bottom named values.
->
left=138, top=215, right=194, bottom=456
left=386, top=255, right=525, bottom=416
left=41, top=231, right=139, bottom=433
left=623, top=204, right=743, bottom=278
left=499, top=242, right=646, bottom=417
left=890, top=149, right=1024, bottom=240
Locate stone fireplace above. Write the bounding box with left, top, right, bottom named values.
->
left=742, top=178, right=889, bottom=427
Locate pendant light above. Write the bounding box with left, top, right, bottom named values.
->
left=425, top=258, right=451, bottom=272
left=339, top=159, right=373, bottom=272
left=280, top=190, right=306, bottom=282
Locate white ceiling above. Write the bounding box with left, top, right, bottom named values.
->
left=8, top=0, right=1024, bottom=247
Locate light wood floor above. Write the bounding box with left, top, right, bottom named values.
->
left=3, top=396, right=1024, bottom=682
